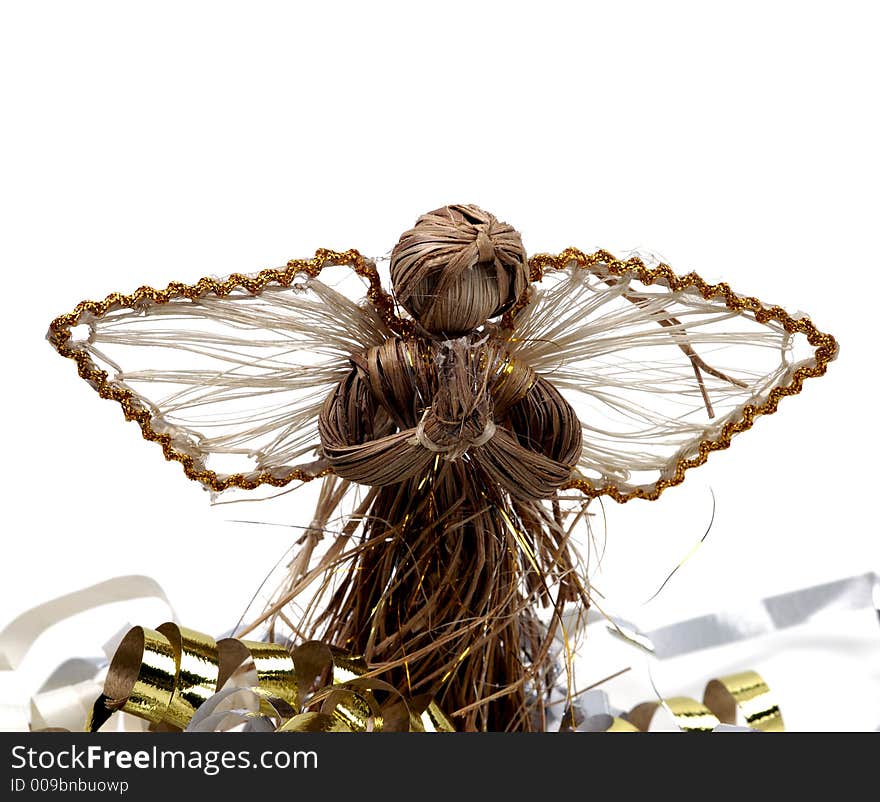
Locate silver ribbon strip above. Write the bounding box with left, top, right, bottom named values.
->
left=608, top=572, right=880, bottom=658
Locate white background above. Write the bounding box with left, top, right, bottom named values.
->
left=1, top=2, right=878, bottom=726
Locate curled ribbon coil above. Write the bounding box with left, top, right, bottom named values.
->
left=595, top=671, right=783, bottom=733
left=7, top=573, right=874, bottom=731
left=85, top=623, right=454, bottom=733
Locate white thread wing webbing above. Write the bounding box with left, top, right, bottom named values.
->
left=501, top=257, right=816, bottom=499
left=70, top=270, right=389, bottom=487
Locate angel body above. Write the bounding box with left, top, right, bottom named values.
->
left=317, top=330, right=586, bottom=730
left=48, top=205, right=837, bottom=731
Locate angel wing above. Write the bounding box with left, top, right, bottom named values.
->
left=47, top=250, right=399, bottom=492
left=499, top=248, right=837, bottom=502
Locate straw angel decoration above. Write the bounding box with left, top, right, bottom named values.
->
left=48, top=205, right=836, bottom=731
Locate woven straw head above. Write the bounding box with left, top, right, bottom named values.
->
left=390, top=204, right=528, bottom=336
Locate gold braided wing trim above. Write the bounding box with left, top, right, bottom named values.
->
left=47, top=249, right=406, bottom=494
left=502, top=248, right=838, bottom=503
left=48, top=247, right=837, bottom=499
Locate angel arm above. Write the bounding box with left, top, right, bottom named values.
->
left=320, top=348, right=583, bottom=501
left=505, top=376, right=583, bottom=469
left=319, top=365, right=435, bottom=486
left=474, top=372, right=583, bottom=502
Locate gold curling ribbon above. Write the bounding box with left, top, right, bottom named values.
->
left=703, top=670, right=784, bottom=732
left=621, top=670, right=783, bottom=733
left=86, top=624, right=219, bottom=732
left=87, top=623, right=454, bottom=733
left=602, top=717, right=641, bottom=732
left=159, top=624, right=221, bottom=727
left=216, top=638, right=299, bottom=719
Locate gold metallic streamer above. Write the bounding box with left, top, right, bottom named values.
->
left=703, top=670, right=784, bottom=732
left=158, top=624, right=220, bottom=728
left=620, top=670, right=783, bottom=732
left=604, top=717, right=641, bottom=732
left=87, top=626, right=177, bottom=731
left=83, top=622, right=779, bottom=733
left=87, top=622, right=454, bottom=733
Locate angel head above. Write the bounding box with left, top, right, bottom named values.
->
left=390, top=204, right=528, bottom=336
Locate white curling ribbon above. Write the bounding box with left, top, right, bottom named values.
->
left=30, top=679, right=104, bottom=732
left=184, top=687, right=274, bottom=733
left=2, top=573, right=878, bottom=731
left=0, top=575, right=174, bottom=731
left=0, top=575, right=175, bottom=671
